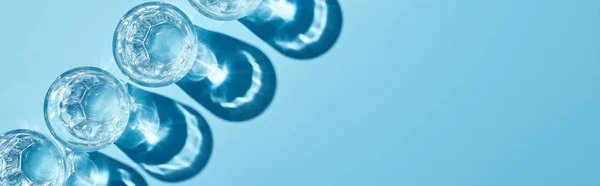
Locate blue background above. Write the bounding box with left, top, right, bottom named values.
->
left=1, top=0, right=600, bottom=185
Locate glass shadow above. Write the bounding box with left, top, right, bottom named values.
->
left=239, top=0, right=343, bottom=59
left=176, top=27, right=277, bottom=122
left=114, top=84, right=213, bottom=182
left=66, top=152, right=148, bottom=186
left=86, top=152, right=148, bottom=186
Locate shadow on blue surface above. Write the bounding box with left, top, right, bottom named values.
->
left=240, top=0, right=343, bottom=59
left=86, top=152, right=148, bottom=186
left=177, top=27, right=277, bottom=122
left=114, top=85, right=213, bottom=182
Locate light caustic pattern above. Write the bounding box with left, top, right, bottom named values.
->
left=114, top=2, right=198, bottom=87
left=0, top=130, right=68, bottom=185
left=189, top=0, right=262, bottom=20
left=45, top=67, right=131, bottom=152
left=186, top=43, right=219, bottom=82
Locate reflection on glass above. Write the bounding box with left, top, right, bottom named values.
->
left=0, top=130, right=147, bottom=186
left=113, top=2, right=198, bottom=87
left=44, top=67, right=131, bottom=152
left=0, top=130, right=68, bottom=185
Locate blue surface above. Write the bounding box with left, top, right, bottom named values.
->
left=0, top=0, right=599, bottom=185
